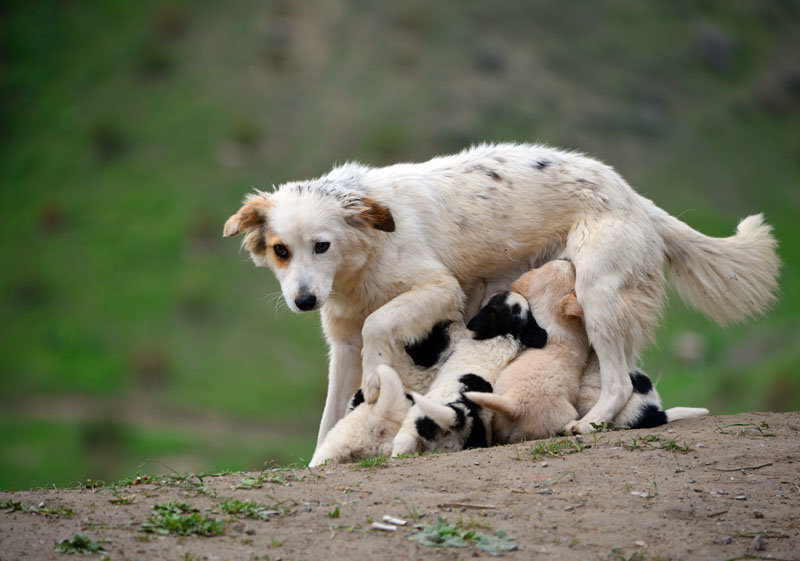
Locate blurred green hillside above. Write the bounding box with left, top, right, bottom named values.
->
left=1, top=0, right=799, bottom=489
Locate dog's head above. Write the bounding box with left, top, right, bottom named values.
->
left=223, top=171, right=394, bottom=313
left=466, top=291, right=548, bottom=349
left=510, top=259, right=582, bottom=332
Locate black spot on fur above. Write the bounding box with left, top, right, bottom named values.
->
left=405, top=321, right=452, bottom=368
left=463, top=414, right=489, bottom=449
left=405, top=393, right=415, bottom=403
left=349, top=389, right=364, bottom=410
left=533, top=159, right=551, bottom=170
left=447, top=403, right=467, bottom=430
left=520, top=310, right=548, bottom=349
left=416, top=416, right=440, bottom=441
left=629, top=404, right=668, bottom=429
left=486, top=170, right=501, bottom=181
left=459, top=374, right=493, bottom=394
left=630, top=370, right=653, bottom=394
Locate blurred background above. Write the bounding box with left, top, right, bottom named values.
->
left=1, top=0, right=799, bottom=490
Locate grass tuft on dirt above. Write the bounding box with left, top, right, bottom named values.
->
left=141, top=500, right=225, bottom=536
left=55, top=534, right=105, bottom=555
left=408, top=517, right=519, bottom=552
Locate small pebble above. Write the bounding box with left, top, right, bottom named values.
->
left=751, top=535, right=766, bottom=551
left=537, top=489, right=553, bottom=495
left=696, top=443, right=705, bottom=448
left=753, top=509, right=764, bottom=519
left=634, top=540, right=647, bottom=548
left=37, top=501, right=45, bottom=508
left=720, top=536, right=732, bottom=544
left=303, top=503, right=312, bottom=512
left=564, top=506, right=574, bottom=511
left=735, top=495, right=747, bottom=500
left=541, top=462, right=548, bottom=467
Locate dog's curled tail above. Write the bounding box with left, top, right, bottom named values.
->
left=651, top=207, right=780, bottom=325
left=664, top=406, right=709, bottom=423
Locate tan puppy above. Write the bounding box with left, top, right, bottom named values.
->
left=466, top=260, right=591, bottom=442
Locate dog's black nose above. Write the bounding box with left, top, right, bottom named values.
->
left=295, top=294, right=317, bottom=311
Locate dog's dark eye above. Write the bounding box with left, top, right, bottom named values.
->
left=273, top=244, right=290, bottom=260
left=314, top=241, right=330, bottom=254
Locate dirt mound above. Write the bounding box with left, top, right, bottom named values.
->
left=1, top=412, right=798, bottom=560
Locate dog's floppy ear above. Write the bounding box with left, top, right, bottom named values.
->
left=223, top=193, right=270, bottom=237
left=520, top=315, right=548, bottom=348
left=560, top=290, right=583, bottom=319
left=345, top=196, right=395, bottom=232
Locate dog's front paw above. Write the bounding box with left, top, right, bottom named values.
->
left=561, top=419, right=597, bottom=435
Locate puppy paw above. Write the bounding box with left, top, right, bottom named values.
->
left=361, top=370, right=381, bottom=404
left=561, top=419, right=597, bottom=435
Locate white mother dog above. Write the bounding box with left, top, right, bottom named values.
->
left=224, top=143, right=779, bottom=448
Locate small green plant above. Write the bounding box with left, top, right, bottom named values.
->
left=608, top=548, right=645, bottom=561
left=408, top=517, right=519, bottom=552
left=270, top=536, right=284, bottom=547
left=328, top=505, right=340, bottom=518
left=55, top=534, right=106, bottom=554
left=217, top=498, right=293, bottom=520
left=530, top=437, right=584, bottom=459
left=356, top=451, right=388, bottom=469
left=141, top=500, right=225, bottom=536
left=1, top=499, right=75, bottom=517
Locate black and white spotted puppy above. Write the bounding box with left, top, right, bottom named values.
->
left=391, top=292, right=547, bottom=456
left=575, top=352, right=709, bottom=430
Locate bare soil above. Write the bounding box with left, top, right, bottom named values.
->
left=1, top=412, right=799, bottom=561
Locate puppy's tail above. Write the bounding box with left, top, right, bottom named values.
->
left=649, top=204, right=780, bottom=325
left=664, top=406, right=709, bottom=423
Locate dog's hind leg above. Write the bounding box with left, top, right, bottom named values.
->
left=564, top=216, right=666, bottom=434
left=361, top=274, right=464, bottom=403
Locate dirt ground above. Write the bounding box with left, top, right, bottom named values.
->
left=1, top=411, right=798, bottom=561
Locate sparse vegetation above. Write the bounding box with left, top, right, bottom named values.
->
left=217, top=498, right=294, bottom=519
left=408, top=517, right=519, bottom=552
left=55, top=534, right=105, bottom=555
left=356, top=452, right=389, bottom=469
left=141, top=500, right=225, bottom=536
left=529, top=437, right=584, bottom=459
left=1, top=499, right=75, bottom=517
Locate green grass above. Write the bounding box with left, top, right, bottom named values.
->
left=55, top=534, right=106, bottom=555
left=142, top=500, right=225, bottom=536
left=408, top=517, right=520, bottom=552
left=1, top=0, right=798, bottom=489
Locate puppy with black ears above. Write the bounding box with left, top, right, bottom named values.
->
left=391, top=292, right=547, bottom=457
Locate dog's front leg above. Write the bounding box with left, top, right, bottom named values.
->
left=315, top=335, right=362, bottom=451
left=360, top=274, right=463, bottom=402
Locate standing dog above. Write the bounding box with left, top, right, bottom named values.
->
left=224, top=143, right=779, bottom=449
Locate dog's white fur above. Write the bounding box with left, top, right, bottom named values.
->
left=224, top=143, right=779, bottom=448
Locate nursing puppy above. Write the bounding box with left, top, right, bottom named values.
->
left=466, top=261, right=708, bottom=443
left=575, top=353, right=709, bottom=430
left=392, top=295, right=547, bottom=456
left=309, top=365, right=412, bottom=467
left=223, top=143, right=779, bottom=449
